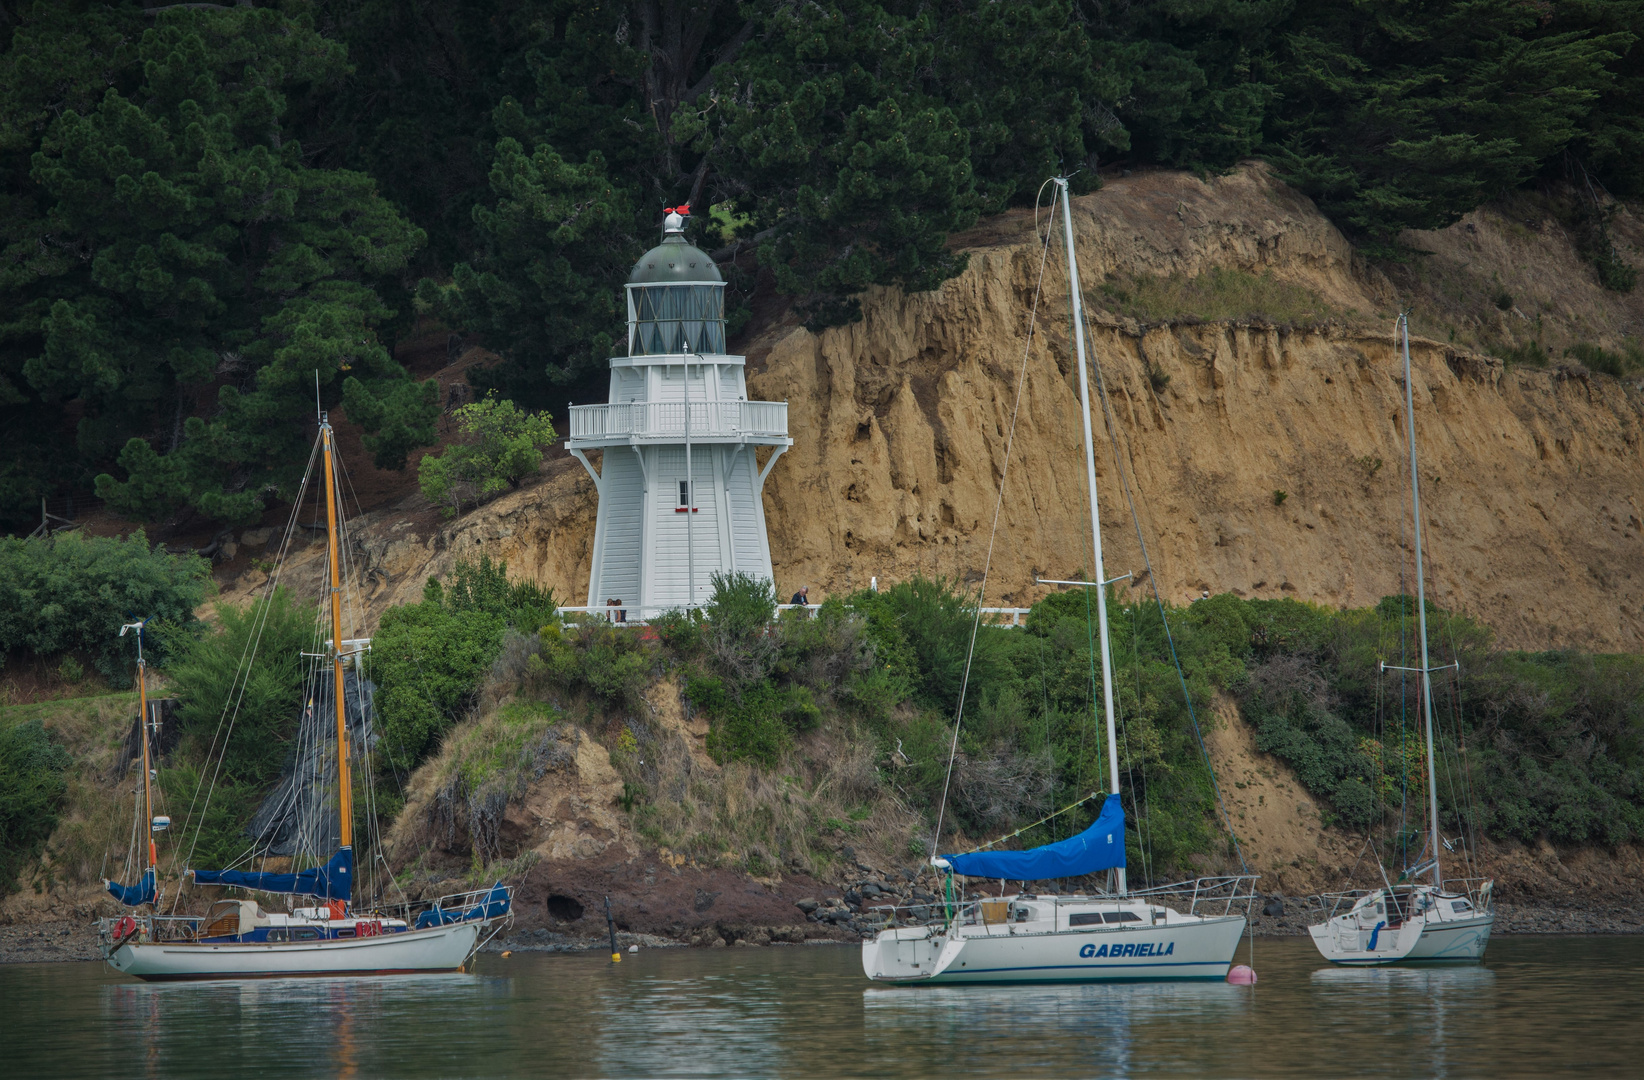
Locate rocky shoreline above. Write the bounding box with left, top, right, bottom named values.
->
left=12, top=896, right=1644, bottom=966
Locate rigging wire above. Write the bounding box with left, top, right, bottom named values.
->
left=1079, top=288, right=1250, bottom=876
left=169, top=437, right=322, bottom=912
left=929, top=180, right=1059, bottom=857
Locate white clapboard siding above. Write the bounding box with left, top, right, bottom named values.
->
left=727, top=450, right=768, bottom=576
left=591, top=449, right=644, bottom=605
left=647, top=447, right=725, bottom=608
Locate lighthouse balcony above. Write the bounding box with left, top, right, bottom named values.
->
left=565, top=400, right=789, bottom=448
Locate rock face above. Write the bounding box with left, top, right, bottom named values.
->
left=746, top=166, right=1644, bottom=652
left=225, top=165, right=1644, bottom=653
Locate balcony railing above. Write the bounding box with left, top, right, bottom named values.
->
left=567, top=400, right=788, bottom=443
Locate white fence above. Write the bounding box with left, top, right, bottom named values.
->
left=567, top=400, right=788, bottom=442
left=557, top=603, right=1032, bottom=627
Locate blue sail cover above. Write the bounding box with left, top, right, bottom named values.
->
left=192, top=847, right=352, bottom=901
left=945, top=794, right=1126, bottom=880
left=413, top=883, right=511, bottom=929
left=106, top=868, right=156, bottom=906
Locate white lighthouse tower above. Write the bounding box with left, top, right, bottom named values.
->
left=566, top=207, right=791, bottom=616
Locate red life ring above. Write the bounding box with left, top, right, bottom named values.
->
left=354, top=920, right=381, bottom=938
left=112, top=916, right=137, bottom=941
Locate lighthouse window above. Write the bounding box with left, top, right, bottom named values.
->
left=631, top=284, right=726, bottom=355
left=678, top=481, right=690, bottom=507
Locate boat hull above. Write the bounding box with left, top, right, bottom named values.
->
left=1310, top=905, right=1494, bottom=966
left=863, top=914, right=1247, bottom=984
left=106, top=921, right=485, bottom=981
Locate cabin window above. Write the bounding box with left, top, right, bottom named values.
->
left=631, top=285, right=726, bottom=355
left=266, top=929, right=288, bottom=942
left=1068, top=913, right=1104, bottom=927
left=1103, top=911, right=1142, bottom=923
left=1451, top=900, right=1473, bottom=913
left=291, top=927, right=320, bottom=941
left=337, top=929, right=356, bottom=938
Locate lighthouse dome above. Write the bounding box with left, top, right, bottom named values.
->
left=628, top=233, right=723, bottom=284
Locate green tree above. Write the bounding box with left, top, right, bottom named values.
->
left=418, top=395, right=558, bottom=517
left=166, top=587, right=313, bottom=790
left=0, top=4, right=435, bottom=526
left=0, top=531, right=211, bottom=682
left=1268, top=0, right=1632, bottom=253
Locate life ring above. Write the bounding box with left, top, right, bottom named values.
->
left=355, top=920, right=381, bottom=938
left=112, top=916, right=137, bottom=942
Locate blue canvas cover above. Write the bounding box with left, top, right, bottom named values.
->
left=192, top=847, right=352, bottom=901
left=944, top=794, right=1126, bottom=880
left=106, top=868, right=156, bottom=906
left=413, top=883, right=510, bottom=930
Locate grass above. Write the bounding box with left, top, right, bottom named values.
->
left=1489, top=340, right=1550, bottom=368
left=1566, top=341, right=1644, bottom=378
left=1, top=693, right=139, bottom=890
left=1095, top=267, right=1335, bottom=325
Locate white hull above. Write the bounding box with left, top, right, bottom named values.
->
left=1309, top=887, right=1493, bottom=966
left=865, top=900, right=1247, bottom=984
left=106, top=921, right=485, bottom=981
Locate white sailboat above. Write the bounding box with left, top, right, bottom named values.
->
left=1306, top=315, right=1495, bottom=966
left=862, top=178, right=1255, bottom=985
left=99, top=413, right=513, bottom=980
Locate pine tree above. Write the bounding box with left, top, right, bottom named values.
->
left=2, top=4, right=436, bottom=526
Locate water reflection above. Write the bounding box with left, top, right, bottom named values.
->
left=1308, top=966, right=1496, bottom=1079
left=102, top=974, right=502, bottom=1077
left=6, top=938, right=1642, bottom=1078
left=865, top=981, right=1251, bottom=1077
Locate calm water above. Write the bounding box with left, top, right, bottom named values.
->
left=5, top=936, right=1639, bottom=1078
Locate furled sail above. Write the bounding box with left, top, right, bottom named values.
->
left=192, top=847, right=352, bottom=901
left=944, top=794, right=1125, bottom=881
left=106, top=868, right=155, bottom=906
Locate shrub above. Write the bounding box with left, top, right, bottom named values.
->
left=1490, top=340, right=1549, bottom=368
left=373, top=600, right=505, bottom=771
left=167, top=587, right=314, bottom=788
left=0, top=719, right=72, bottom=893
left=419, top=395, right=558, bottom=517
left=0, top=532, right=211, bottom=682
left=1565, top=342, right=1644, bottom=378
left=443, top=554, right=557, bottom=629
left=696, top=678, right=819, bottom=767
left=703, top=571, right=778, bottom=685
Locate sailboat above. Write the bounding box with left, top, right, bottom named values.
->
left=99, top=412, right=513, bottom=980
left=1305, top=315, right=1495, bottom=965
left=862, top=178, right=1254, bottom=984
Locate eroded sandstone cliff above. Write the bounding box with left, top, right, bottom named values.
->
left=222, top=164, right=1644, bottom=653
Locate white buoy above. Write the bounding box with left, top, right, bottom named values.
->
left=628, top=944, right=639, bottom=953
left=1227, top=964, right=1257, bottom=985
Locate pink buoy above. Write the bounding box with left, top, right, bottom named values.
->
left=1226, top=965, right=1257, bottom=985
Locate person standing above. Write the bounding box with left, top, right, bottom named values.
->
left=789, top=585, right=809, bottom=606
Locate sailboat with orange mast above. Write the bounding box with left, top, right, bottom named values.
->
left=99, top=412, right=513, bottom=980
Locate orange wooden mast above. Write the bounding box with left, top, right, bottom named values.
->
left=320, top=417, right=353, bottom=863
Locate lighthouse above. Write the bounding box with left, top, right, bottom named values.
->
left=566, top=207, right=791, bottom=616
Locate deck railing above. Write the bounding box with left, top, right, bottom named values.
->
left=567, top=400, right=787, bottom=442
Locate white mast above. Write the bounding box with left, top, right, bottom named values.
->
left=1056, top=177, right=1125, bottom=895
left=1400, top=314, right=1444, bottom=889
